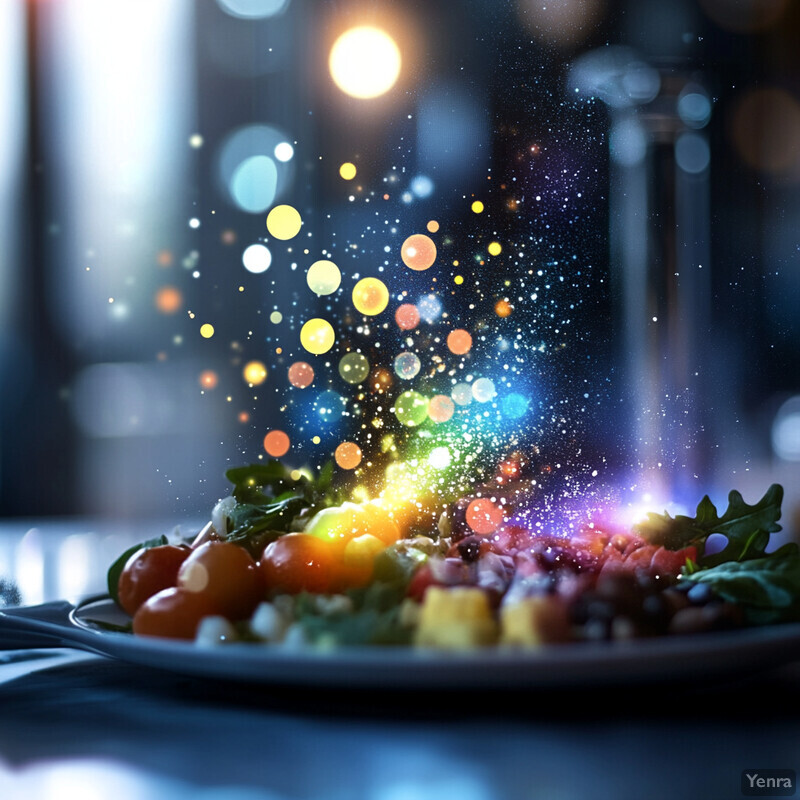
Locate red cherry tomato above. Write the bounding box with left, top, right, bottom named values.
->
left=260, top=533, right=336, bottom=594
left=177, top=541, right=265, bottom=620
left=132, top=587, right=219, bottom=640
left=117, top=545, right=190, bottom=617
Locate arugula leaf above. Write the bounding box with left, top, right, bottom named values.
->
left=635, top=484, right=784, bottom=566
left=681, top=543, right=800, bottom=623
left=225, top=462, right=306, bottom=505
left=106, top=534, right=168, bottom=605
left=220, top=495, right=308, bottom=558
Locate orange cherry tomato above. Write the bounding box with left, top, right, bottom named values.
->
left=177, top=541, right=265, bottom=620
left=260, top=533, right=336, bottom=594
left=117, top=545, right=190, bottom=617
left=132, top=587, right=219, bottom=640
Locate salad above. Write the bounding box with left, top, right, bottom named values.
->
left=107, top=463, right=799, bottom=649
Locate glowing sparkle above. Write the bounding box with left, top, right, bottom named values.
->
left=300, top=318, right=335, bottom=355
left=200, top=324, right=215, bottom=339
left=329, top=26, right=401, bottom=100
left=306, top=260, right=341, bottom=295
left=242, top=243, right=272, bottom=273
left=264, top=429, right=290, bottom=458
left=199, top=370, right=218, bottom=389
left=266, top=204, right=302, bottom=240
left=243, top=361, right=267, bottom=385
left=352, top=277, right=389, bottom=316
left=401, top=234, right=437, bottom=271
left=335, top=441, right=362, bottom=470
left=274, top=142, right=294, bottom=162
left=428, top=447, right=451, bottom=469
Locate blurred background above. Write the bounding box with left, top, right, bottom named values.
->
left=0, top=0, right=798, bottom=527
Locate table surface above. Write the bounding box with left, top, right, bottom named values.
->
left=1, top=519, right=799, bottom=800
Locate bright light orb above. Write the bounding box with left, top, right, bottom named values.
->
left=335, top=441, right=362, bottom=470
left=339, top=352, right=370, bottom=385
left=266, top=204, right=302, bottom=240
left=418, top=294, right=442, bottom=323
left=274, top=142, right=294, bottom=162
left=502, top=392, right=530, bottom=419
left=288, top=361, right=314, bottom=388
left=300, top=318, right=335, bottom=355
left=339, top=162, right=357, bottom=180
left=451, top=383, right=472, bottom=406
left=306, top=259, right=341, bottom=295
left=394, top=351, right=421, bottom=380
left=447, top=329, right=473, bottom=355
left=352, top=277, right=389, bottom=316
left=428, top=447, right=452, bottom=470
left=395, top=303, right=420, bottom=330
left=466, top=498, right=504, bottom=534
left=472, top=377, right=496, bottom=403
left=242, top=243, right=272, bottom=273
left=243, top=361, right=267, bottom=385
left=200, top=324, right=215, bottom=339
left=394, top=390, right=428, bottom=427
left=329, top=26, right=401, bottom=100
left=401, top=234, right=437, bottom=271
left=487, top=241, right=502, bottom=256
left=264, top=429, right=290, bottom=458
left=428, top=394, right=455, bottom=423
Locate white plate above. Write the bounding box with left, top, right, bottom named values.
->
left=2, top=596, right=800, bottom=688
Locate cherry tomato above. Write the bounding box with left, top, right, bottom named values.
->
left=177, top=541, right=265, bottom=620
left=132, top=587, right=219, bottom=640
left=117, top=545, right=190, bottom=617
left=260, top=533, right=336, bottom=594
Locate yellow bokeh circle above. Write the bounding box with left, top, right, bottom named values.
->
left=266, top=205, right=302, bottom=240
left=300, top=318, right=336, bottom=355
left=306, top=260, right=341, bottom=295
left=352, top=277, right=389, bottom=316
left=329, top=26, right=401, bottom=100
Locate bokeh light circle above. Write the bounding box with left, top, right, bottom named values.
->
left=155, top=286, right=182, bottom=314
left=394, top=352, right=421, bottom=380
left=339, top=162, right=357, bottom=180
left=472, top=377, right=496, bottom=403
left=418, top=294, right=442, bottom=323
left=428, top=394, right=455, bottom=423
left=306, top=260, right=341, bottom=295
left=266, top=204, right=302, bottom=239
left=242, top=243, right=272, bottom=273
left=426, top=220, right=439, bottom=233
left=487, top=241, right=502, bottom=256
left=288, top=361, right=314, bottom=388
left=401, top=234, right=437, bottom=271
left=300, top=318, right=335, bottom=354
left=352, top=277, right=389, bottom=316
left=395, top=303, right=420, bottom=330
left=314, top=389, right=347, bottom=424
left=199, top=370, right=218, bottom=390
left=394, top=390, right=429, bottom=427
left=335, top=441, right=362, bottom=470
left=466, top=498, right=504, bottom=534
left=243, top=361, right=268, bottom=385
left=200, top=324, right=215, bottom=339
left=216, top=0, right=290, bottom=19
left=495, top=299, right=513, bottom=318
left=501, top=392, right=530, bottom=419
left=451, top=383, right=472, bottom=406
left=230, top=155, right=278, bottom=213
left=264, top=429, right=290, bottom=457
left=471, top=200, right=484, bottom=213
left=447, top=329, right=473, bottom=355
left=338, top=352, right=370, bottom=384
left=274, top=142, right=294, bottom=162
left=329, top=26, right=401, bottom=100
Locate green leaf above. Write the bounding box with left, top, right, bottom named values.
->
left=701, top=485, right=783, bottom=566
left=681, top=543, right=800, bottom=623
left=106, top=534, right=168, bottom=606
left=221, top=495, right=309, bottom=557
left=635, top=484, right=784, bottom=566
